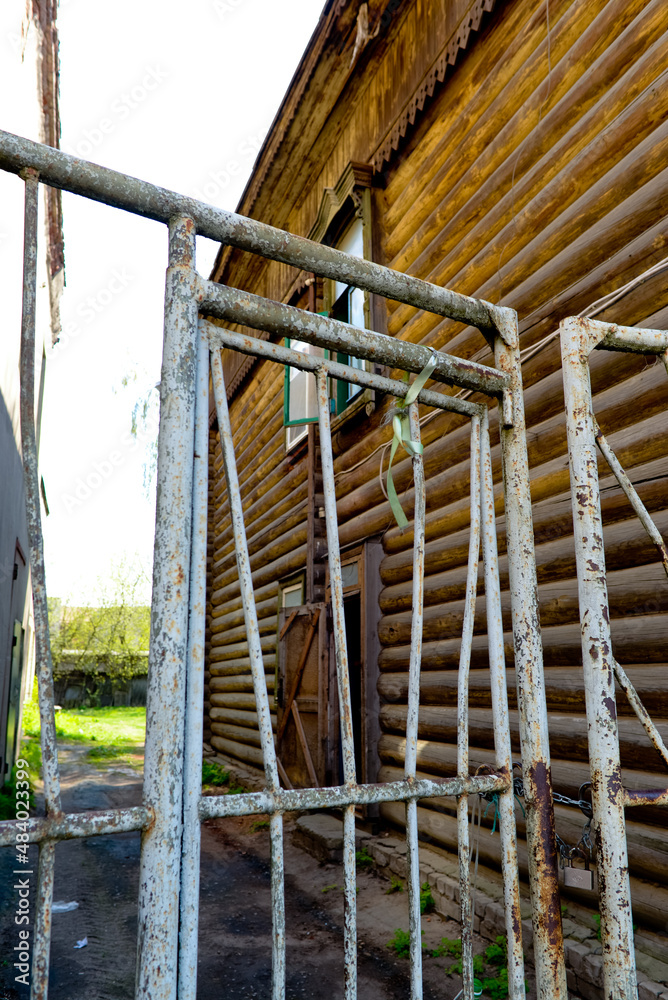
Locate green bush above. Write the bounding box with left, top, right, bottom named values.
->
left=420, top=881, right=435, bottom=914
left=387, top=928, right=411, bottom=958
left=202, top=760, right=231, bottom=786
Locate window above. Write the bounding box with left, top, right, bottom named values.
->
left=283, top=340, right=324, bottom=450
left=278, top=575, right=305, bottom=609
left=328, top=218, right=367, bottom=415
left=283, top=162, right=376, bottom=448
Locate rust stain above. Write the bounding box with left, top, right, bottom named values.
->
left=603, top=697, right=616, bottom=720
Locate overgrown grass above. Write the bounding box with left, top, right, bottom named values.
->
left=0, top=728, right=42, bottom=819
left=432, top=935, right=526, bottom=998
left=20, top=701, right=146, bottom=771
left=22, top=701, right=146, bottom=747
left=201, top=759, right=245, bottom=794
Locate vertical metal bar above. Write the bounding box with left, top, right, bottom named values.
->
left=136, top=216, right=198, bottom=1000
left=404, top=401, right=425, bottom=1000
left=210, top=348, right=286, bottom=1000
left=560, top=317, right=637, bottom=1000
left=19, top=168, right=61, bottom=1000
left=479, top=408, right=525, bottom=1000
left=178, top=323, right=210, bottom=1000
left=32, top=841, right=56, bottom=1000
left=315, top=368, right=357, bottom=1000
left=457, top=414, right=481, bottom=1000
left=493, top=313, right=567, bottom=1000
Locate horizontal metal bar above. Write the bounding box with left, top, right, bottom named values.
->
left=624, top=787, right=668, bottom=808
left=200, top=773, right=510, bottom=820
left=598, top=324, right=668, bottom=355
left=0, top=129, right=503, bottom=331
left=203, top=320, right=483, bottom=417
left=200, top=280, right=509, bottom=396
left=0, top=806, right=151, bottom=846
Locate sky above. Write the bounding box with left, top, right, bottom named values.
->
left=0, top=0, right=325, bottom=605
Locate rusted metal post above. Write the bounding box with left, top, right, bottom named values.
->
left=560, top=316, right=637, bottom=1000
left=457, top=413, right=481, bottom=1000
left=316, top=368, right=358, bottom=1000
left=493, top=310, right=567, bottom=1000
left=18, top=167, right=61, bottom=1000
left=480, top=407, right=525, bottom=1000
left=178, top=323, right=210, bottom=1000
left=136, top=216, right=198, bottom=1000
left=210, top=348, right=286, bottom=1000
left=404, top=401, right=426, bottom=1000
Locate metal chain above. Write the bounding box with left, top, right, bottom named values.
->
left=508, top=765, right=594, bottom=862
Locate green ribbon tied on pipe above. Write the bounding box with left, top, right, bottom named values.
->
left=386, top=352, right=438, bottom=529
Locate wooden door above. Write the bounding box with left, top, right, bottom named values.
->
left=276, top=603, right=332, bottom=788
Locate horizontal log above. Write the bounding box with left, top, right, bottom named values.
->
left=209, top=581, right=278, bottom=625
left=379, top=480, right=668, bottom=592
left=213, top=483, right=308, bottom=573
left=214, top=425, right=303, bottom=534
left=379, top=413, right=668, bottom=556
left=210, top=692, right=272, bottom=711
left=383, top=0, right=578, bottom=243
left=210, top=542, right=307, bottom=609
left=390, top=68, right=668, bottom=349
left=209, top=674, right=274, bottom=694
left=211, top=722, right=262, bottom=748
left=378, top=562, right=668, bottom=644
left=209, top=655, right=276, bottom=678
left=211, top=525, right=307, bottom=596
left=213, top=411, right=284, bottom=508
left=379, top=615, right=668, bottom=672
left=209, top=633, right=276, bottom=663
left=210, top=614, right=277, bottom=649
left=390, top=0, right=661, bottom=281
left=210, top=734, right=264, bottom=769
left=388, top=6, right=666, bottom=317
left=379, top=704, right=668, bottom=773
left=378, top=734, right=668, bottom=820
left=377, top=664, right=668, bottom=718
left=210, top=707, right=272, bottom=730
left=212, top=461, right=306, bottom=552
left=378, top=798, right=668, bottom=930
left=378, top=765, right=668, bottom=887
left=210, top=597, right=277, bottom=634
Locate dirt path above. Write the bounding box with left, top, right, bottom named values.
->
left=1, top=746, right=483, bottom=999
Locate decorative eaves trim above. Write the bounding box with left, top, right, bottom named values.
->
left=308, top=162, right=374, bottom=244
left=371, top=0, right=496, bottom=173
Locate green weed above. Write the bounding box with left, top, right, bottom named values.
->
left=387, top=928, right=411, bottom=958
left=321, top=884, right=339, bottom=893
left=250, top=819, right=270, bottom=832
left=385, top=875, right=404, bottom=894
left=355, top=848, right=375, bottom=871
left=202, top=760, right=231, bottom=786
left=420, top=881, right=435, bottom=914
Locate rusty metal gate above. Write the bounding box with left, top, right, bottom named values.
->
left=0, top=129, right=574, bottom=1000
left=560, top=317, right=668, bottom=1000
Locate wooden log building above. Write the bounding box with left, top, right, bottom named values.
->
left=203, top=0, right=668, bottom=936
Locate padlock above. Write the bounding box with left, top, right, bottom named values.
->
left=562, top=848, right=594, bottom=890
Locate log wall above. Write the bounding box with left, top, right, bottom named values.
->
left=205, top=0, right=668, bottom=929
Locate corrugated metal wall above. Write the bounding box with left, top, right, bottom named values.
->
left=205, top=0, right=668, bottom=929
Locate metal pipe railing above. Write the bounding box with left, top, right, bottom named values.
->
left=135, top=216, right=199, bottom=1000
left=178, top=323, right=211, bottom=1000
left=0, top=128, right=503, bottom=332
